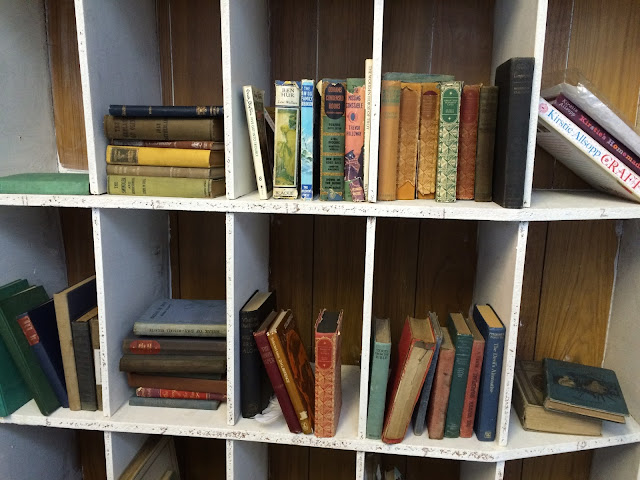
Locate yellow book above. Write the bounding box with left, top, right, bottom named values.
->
left=106, top=145, right=222, bottom=168
left=107, top=175, right=225, bottom=198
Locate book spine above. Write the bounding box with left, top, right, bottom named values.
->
left=319, top=80, right=347, bottom=201
left=456, top=85, right=481, bottom=200
left=412, top=336, right=442, bottom=436
left=129, top=396, right=220, bottom=410
left=240, top=308, right=263, bottom=418
left=300, top=79, right=315, bottom=200
left=474, top=86, right=499, bottom=202
left=122, top=338, right=225, bottom=355
left=377, top=80, right=401, bottom=201
left=396, top=83, right=422, bottom=200
left=344, top=78, right=366, bottom=202
left=106, top=145, right=215, bottom=168
left=273, top=81, right=301, bottom=199
left=71, top=321, right=97, bottom=411
left=363, top=59, right=373, bottom=201
left=365, top=341, right=391, bottom=439
left=126, top=373, right=227, bottom=395
left=136, top=387, right=226, bottom=401
left=426, top=347, right=455, bottom=439
left=109, top=105, right=223, bottom=117
left=444, top=335, right=473, bottom=437
left=53, top=294, right=81, bottom=411
left=435, top=81, right=462, bottom=203
left=106, top=164, right=221, bottom=179
left=108, top=176, right=224, bottom=199
left=111, top=139, right=222, bottom=150
left=119, top=355, right=226, bottom=374
left=89, top=317, right=102, bottom=411
left=103, top=116, right=223, bottom=141
left=459, top=338, right=484, bottom=438
left=475, top=329, right=505, bottom=441
left=243, top=86, right=270, bottom=200
left=314, top=329, right=342, bottom=438
left=417, top=83, right=440, bottom=199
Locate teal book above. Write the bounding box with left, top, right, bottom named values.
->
left=0, top=173, right=90, bottom=195
left=444, top=312, right=473, bottom=437
left=365, top=317, right=391, bottom=439
left=129, top=395, right=220, bottom=410
left=543, top=358, right=628, bottom=423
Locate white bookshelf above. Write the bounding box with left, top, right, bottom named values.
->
left=1, top=0, right=639, bottom=479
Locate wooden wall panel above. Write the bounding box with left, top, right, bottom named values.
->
left=308, top=448, right=356, bottom=480
left=174, top=437, right=226, bottom=480
left=521, top=451, right=593, bottom=480
left=59, top=208, right=96, bottom=287
left=269, top=444, right=309, bottom=480
left=405, top=456, right=459, bottom=480
left=76, top=430, right=106, bottom=480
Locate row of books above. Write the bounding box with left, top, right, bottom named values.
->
left=0, top=276, right=99, bottom=416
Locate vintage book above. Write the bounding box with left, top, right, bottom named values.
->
left=89, top=315, right=102, bottom=410
left=119, top=354, right=226, bottom=374
left=111, top=139, right=223, bottom=150
left=300, top=79, right=319, bottom=200
left=543, top=358, right=628, bottom=423
left=537, top=98, right=640, bottom=202
left=377, top=79, right=401, bottom=201
left=456, top=84, right=481, bottom=200
left=0, top=173, right=89, bottom=195
left=136, top=387, right=226, bottom=402
left=412, top=313, right=442, bottom=435
left=253, top=310, right=302, bottom=434
left=126, top=373, right=226, bottom=395
left=318, top=79, right=347, bottom=201
left=106, top=164, right=223, bottom=179
left=382, top=316, right=436, bottom=444
left=314, top=309, right=343, bottom=438
left=267, top=310, right=315, bottom=434
left=382, top=73, right=455, bottom=82
left=344, top=78, right=366, bottom=202
left=122, top=336, right=226, bottom=355
left=53, top=275, right=97, bottom=411
left=474, top=86, right=499, bottom=202
left=459, top=315, right=485, bottom=438
left=363, top=59, right=373, bottom=201
left=129, top=395, right=220, bottom=410
left=240, top=290, right=276, bottom=418
left=435, top=81, right=462, bottom=203
left=243, top=85, right=273, bottom=200
left=426, top=325, right=455, bottom=439
left=366, top=317, right=391, bottom=439
left=396, top=82, right=422, bottom=199
left=109, top=104, right=223, bottom=117
left=492, top=57, right=534, bottom=208
left=119, top=436, right=181, bottom=480
left=473, top=304, right=506, bottom=441
left=71, top=307, right=98, bottom=411
left=103, top=116, right=224, bottom=141
left=132, top=299, right=226, bottom=337
left=273, top=80, right=301, bottom=199
left=108, top=176, right=225, bottom=199
left=416, top=83, right=440, bottom=199
left=106, top=145, right=223, bottom=168
left=0, top=285, right=60, bottom=415
left=444, top=313, right=473, bottom=438
left=513, top=360, right=602, bottom=436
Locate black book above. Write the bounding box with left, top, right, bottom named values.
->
left=71, top=307, right=98, bottom=411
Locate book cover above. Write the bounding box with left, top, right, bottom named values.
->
left=129, top=395, right=220, bottom=410
left=435, top=81, right=462, bottom=203
left=132, top=299, right=226, bottom=337
left=456, top=84, right=481, bottom=200
left=107, top=176, right=225, bottom=199
left=89, top=315, right=102, bottom=410
left=318, top=79, right=347, bottom=201
left=377, top=80, right=401, bottom=201
left=473, top=304, right=506, bottom=441
left=474, top=86, right=499, bottom=202
left=122, top=336, right=226, bottom=356
left=103, top=116, right=224, bottom=142
left=273, top=80, right=301, bottom=199
left=119, top=354, right=226, bottom=374
left=106, top=164, right=224, bottom=180
left=543, top=358, right=628, bottom=423
left=243, top=85, right=273, bottom=200
left=71, top=307, right=98, bottom=411
left=396, top=82, right=422, bottom=200
left=412, top=312, right=442, bottom=435
left=363, top=59, right=373, bottom=201
left=136, top=387, right=226, bottom=402
left=109, top=105, right=223, bottom=117
left=314, top=309, right=343, bottom=438
left=106, top=145, right=222, bottom=168
left=493, top=57, right=534, bottom=208
left=112, top=140, right=223, bottom=150
left=444, top=313, right=473, bottom=437
left=366, top=317, right=391, bottom=439
left=126, top=373, right=226, bottom=395
left=300, top=79, right=319, bottom=200
left=0, top=173, right=90, bottom=195
left=416, top=83, right=440, bottom=199
left=426, top=327, right=455, bottom=439
left=344, top=78, right=366, bottom=202
left=459, top=315, right=485, bottom=438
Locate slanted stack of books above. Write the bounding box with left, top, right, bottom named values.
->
left=120, top=298, right=227, bottom=410
left=104, top=105, right=225, bottom=198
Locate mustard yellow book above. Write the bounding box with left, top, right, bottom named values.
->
left=108, top=175, right=225, bottom=198
left=106, top=145, right=223, bottom=168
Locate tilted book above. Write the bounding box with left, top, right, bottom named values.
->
left=300, top=79, right=319, bottom=200
left=108, top=175, right=225, bottom=199
left=104, top=116, right=224, bottom=141
left=412, top=312, right=442, bottom=435
left=106, top=145, right=223, bottom=168
left=119, top=354, right=226, bottom=374
left=363, top=59, right=373, bottom=201
left=474, top=86, right=499, bottom=202
left=417, top=83, right=440, bottom=199
left=426, top=327, right=455, bottom=439
left=243, top=85, right=273, bottom=199
left=106, top=164, right=224, bottom=180
left=435, top=81, right=462, bottom=203
left=273, top=80, right=301, bottom=199
left=444, top=313, right=473, bottom=438
left=314, top=309, right=343, bottom=438
left=133, top=299, right=226, bottom=337
left=109, top=105, right=223, bottom=117
left=459, top=315, right=485, bottom=438
left=456, top=84, right=481, bottom=200
left=344, top=78, right=366, bottom=202
left=318, top=79, right=347, bottom=201
left=377, top=79, right=401, bottom=201
left=71, top=307, right=99, bottom=411
left=396, top=83, right=422, bottom=200
left=366, top=317, right=391, bottom=439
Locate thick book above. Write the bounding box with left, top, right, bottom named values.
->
left=459, top=315, right=485, bottom=438
left=416, top=83, right=440, bottom=199
left=363, top=59, right=373, bottom=201
left=253, top=311, right=302, bottom=433
left=109, top=105, right=223, bottom=117
left=126, top=372, right=226, bottom=395
left=106, top=164, right=223, bottom=179
left=412, top=313, right=442, bottom=435
left=243, top=85, right=273, bottom=200
left=103, top=116, right=224, bottom=141
left=318, top=79, right=347, bottom=201
left=314, top=309, right=343, bottom=438
left=136, top=387, right=226, bottom=402
left=396, top=82, right=422, bottom=200
left=366, top=317, right=391, bottom=439
left=273, top=80, right=301, bottom=199
left=513, top=360, right=602, bottom=436
left=71, top=307, right=98, bottom=411
left=382, top=316, right=436, bottom=444
left=377, top=79, right=401, bottom=201
left=473, top=304, right=506, bottom=441
left=112, top=139, right=223, bottom=150
left=267, top=310, right=315, bottom=434
left=456, top=84, right=481, bottom=200
left=108, top=175, right=225, bottom=199
left=120, top=436, right=181, bottom=480
left=119, top=354, right=226, bottom=374
left=129, top=395, right=220, bottom=410
left=543, top=358, right=628, bottom=423
left=492, top=57, right=534, bottom=208
left=89, top=315, right=102, bottom=410
left=300, top=79, right=319, bottom=200
left=106, top=145, right=223, bottom=168
left=426, top=327, right=455, bottom=439
left=122, top=336, right=226, bottom=355
left=0, top=285, right=60, bottom=415
left=240, top=290, right=276, bottom=418
left=0, top=173, right=89, bottom=195
left=444, top=313, right=473, bottom=438
left=132, top=299, right=226, bottom=337
left=344, top=78, right=366, bottom=202
left=435, top=81, right=463, bottom=203
left=474, top=86, right=499, bottom=202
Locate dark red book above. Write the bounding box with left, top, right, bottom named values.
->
left=126, top=373, right=226, bottom=395
left=459, top=316, right=485, bottom=438
left=135, top=387, right=226, bottom=402
left=456, top=84, right=481, bottom=199
left=314, top=309, right=343, bottom=438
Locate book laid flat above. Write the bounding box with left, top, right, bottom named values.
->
left=513, top=360, right=602, bottom=436
left=377, top=79, right=401, bottom=201
left=344, top=78, right=365, bottom=202
left=543, top=358, right=628, bottom=423
left=474, top=86, right=499, bottom=202
left=314, top=309, right=343, bottom=438
left=119, top=436, right=181, bottom=480
left=104, top=116, right=224, bottom=142
left=473, top=304, right=506, bottom=441
left=112, top=140, right=223, bottom=150
left=435, top=81, right=463, bottom=203
left=267, top=310, right=315, bottom=434
left=71, top=307, right=98, bottom=411
left=382, top=316, right=436, bottom=444
left=412, top=313, right=442, bottom=436
left=132, top=299, right=226, bottom=337
left=456, top=84, right=481, bottom=200
left=366, top=317, right=391, bottom=439
left=273, top=80, right=301, bottom=199
left=243, top=85, right=273, bottom=200
left=253, top=311, right=302, bottom=434
left=129, top=395, right=220, bottom=410
left=318, top=79, right=347, bottom=201
left=0, top=173, right=90, bottom=195
left=300, top=78, right=319, bottom=200
left=122, top=336, right=226, bottom=355
left=119, top=354, right=226, bottom=374
left=106, top=145, right=223, bottom=168
left=426, top=327, right=455, bottom=439
left=396, top=82, right=422, bottom=200
left=240, top=290, right=276, bottom=418
left=363, top=59, right=373, bottom=201
left=136, top=387, right=226, bottom=402
left=109, top=104, right=223, bottom=117
left=106, top=164, right=224, bottom=179
left=126, top=373, right=226, bottom=395
left=459, top=315, right=485, bottom=438
left=108, top=176, right=225, bottom=198
left=416, top=83, right=440, bottom=199
left=89, top=315, right=102, bottom=410
left=492, top=57, right=534, bottom=208
left=444, top=313, right=473, bottom=438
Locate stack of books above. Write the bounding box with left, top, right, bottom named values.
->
left=104, top=105, right=226, bottom=198
left=121, top=298, right=227, bottom=410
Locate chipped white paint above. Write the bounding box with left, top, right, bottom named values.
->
left=367, top=0, right=384, bottom=203
left=356, top=451, right=367, bottom=480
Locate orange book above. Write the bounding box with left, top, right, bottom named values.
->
left=314, top=309, right=343, bottom=438
left=456, top=85, right=481, bottom=199
left=396, top=83, right=422, bottom=199
left=459, top=316, right=485, bottom=438
left=426, top=328, right=455, bottom=439
left=377, top=80, right=401, bottom=201
left=417, top=83, right=440, bottom=199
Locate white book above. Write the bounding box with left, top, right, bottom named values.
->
left=243, top=85, right=272, bottom=200
left=364, top=59, right=373, bottom=202
left=133, top=299, right=226, bottom=337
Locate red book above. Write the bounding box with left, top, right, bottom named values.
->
left=459, top=317, right=485, bottom=438
left=314, top=309, right=343, bottom=438
left=426, top=328, right=456, bottom=439
left=382, top=316, right=436, bottom=444
left=126, top=373, right=226, bottom=395
left=456, top=84, right=481, bottom=199
left=136, top=387, right=226, bottom=402
left=253, top=311, right=302, bottom=434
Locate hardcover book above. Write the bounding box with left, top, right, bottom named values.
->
left=318, top=79, right=347, bottom=200
left=119, top=436, right=181, bottom=480
left=103, top=116, right=224, bottom=142
left=474, top=86, right=499, bottom=202
left=71, top=307, right=98, bottom=411
left=112, top=140, right=223, bottom=150
left=444, top=313, right=473, bottom=438
left=136, top=387, right=226, bottom=402
left=416, top=83, right=440, bottom=199
left=377, top=79, right=401, bottom=201
left=106, top=145, right=223, bottom=168
left=126, top=373, right=226, bottom=395
left=0, top=173, right=90, bottom=195
left=122, top=336, right=226, bottom=356
left=119, top=354, right=226, bottom=374
left=273, top=80, right=301, bottom=199
left=314, top=309, right=343, bottom=438
left=426, top=327, right=455, bottom=439
left=300, top=79, right=319, bottom=200
left=109, top=104, right=223, bottom=117
left=459, top=315, right=485, bottom=438
left=382, top=73, right=455, bottom=82
left=412, top=312, right=442, bottom=435
left=363, top=59, right=373, bottom=201
left=366, top=317, right=391, bottom=439
left=435, top=81, right=462, bottom=203
left=107, top=175, right=225, bottom=199
left=396, top=82, right=422, bottom=200
left=456, top=84, right=481, bottom=200
left=133, top=299, right=226, bottom=337
left=129, top=395, right=220, bottom=411
left=106, top=164, right=224, bottom=180
left=89, top=315, right=102, bottom=410
left=243, top=85, right=273, bottom=199
left=344, top=78, right=366, bottom=202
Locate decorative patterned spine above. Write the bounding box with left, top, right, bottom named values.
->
left=435, top=81, right=462, bottom=202
left=314, top=310, right=343, bottom=438
left=273, top=81, right=301, bottom=199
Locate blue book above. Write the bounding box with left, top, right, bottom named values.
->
left=300, top=79, right=318, bottom=200
left=365, top=317, right=391, bottom=439
left=129, top=395, right=220, bottom=410
left=108, top=105, right=223, bottom=117
left=473, top=304, right=506, bottom=441
left=412, top=313, right=442, bottom=435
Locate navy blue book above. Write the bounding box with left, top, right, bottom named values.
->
left=473, top=304, right=506, bottom=441
left=109, top=105, right=223, bottom=117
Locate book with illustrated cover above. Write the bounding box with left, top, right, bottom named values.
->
left=300, top=79, right=319, bottom=200
left=133, top=299, right=226, bottom=337
left=318, top=79, right=347, bottom=200
left=243, top=85, right=273, bottom=199
left=273, top=80, right=301, bottom=199
left=363, top=59, right=373, bottom=201
left=344, top=78, right=365, bottom=201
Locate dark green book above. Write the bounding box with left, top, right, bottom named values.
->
left=0, top=173, right=90, bottom=195
left=543, top=358, right=629, bottom=423
left=444, top=313, right=473, bottom=437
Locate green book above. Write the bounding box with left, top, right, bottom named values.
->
left=0, top=285, right=60, bottom=415
left=0, top=173, right=90, bottom=195
left=366, top=317, right=391, bottom=439
left=444, top=312, right=473, bottom=437
left=435, top=81, right=462, bottom=203
left=107, top=175, right=225, bottom=198
left=319, top=79, right=346, bottom=201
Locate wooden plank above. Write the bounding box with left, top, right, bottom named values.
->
left=521, top=451, right=593, bottom=480
left=308, top=448, right=356, bottom=480
left=269, top=444, right=309, bottom=480
left=156, top=0, right=173, bottom=105
left=174, top=437, right=226, bottom=480
left=76, top=430, right=106, bottom=480
left=504, top=459, right=522, bottom=480
left=59, top=208, right=96, bottom=286
left=405, top=457, right=459, bottom=480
